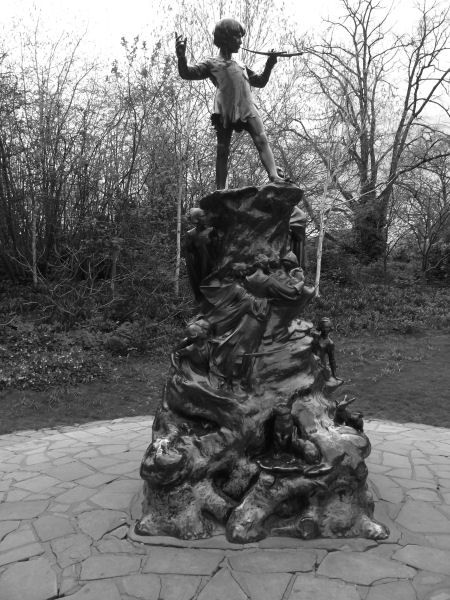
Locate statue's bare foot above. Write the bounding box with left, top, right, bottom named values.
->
left=274, top=166, right=293, bottom=183
left=226, top=507, right=267, bottom=543
left=358, top=515, right=389, bottom=540
left=269, top=175, right=286, bottom=184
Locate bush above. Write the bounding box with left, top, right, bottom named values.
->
left=0, top=318, right=105, bottom=390
left=304, top=280, right=450, bottom=335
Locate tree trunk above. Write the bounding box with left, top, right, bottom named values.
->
left=174, top=166, right=183, bottom=297
left=32, top=200, right=38, bottom=288
left=353, top=191, right=387, bottom=262
left=315, top=209, right=326, bottom=298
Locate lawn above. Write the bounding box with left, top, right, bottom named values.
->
left=336, top=331, right=450, bottom=428
left=0, top=330, right=448, bottom=435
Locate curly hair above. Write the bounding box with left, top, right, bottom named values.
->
left=213, top=18, right=246, bottom=48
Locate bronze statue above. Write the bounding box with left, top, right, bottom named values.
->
left=312, top=317, right=343, bottom=389
left=289, top=205, right=307, bottom=269
left=184, top=208, right=217, bottom=304
left=171, top=318, right=211, bottom=375
left=136, top=184, right=388, bottom=543
left=175, top=19, right=284, bottom=189
left=335, top=396, right=364, bottom=432
left=134, top=10, right=388, bottom=545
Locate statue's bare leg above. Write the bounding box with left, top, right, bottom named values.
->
left=246, top=116, right=284, bottom=183
left=216, top=127, right=232, bottom=189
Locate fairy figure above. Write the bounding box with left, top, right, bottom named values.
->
left=175, top=18, right=284, bottom=189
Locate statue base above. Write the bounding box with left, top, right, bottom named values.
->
left=135, top=183, right=388, bottom=543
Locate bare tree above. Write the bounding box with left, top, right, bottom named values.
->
left=295, top=0, right=450, bottom=261
left=397, top=151, right=450, bottom=273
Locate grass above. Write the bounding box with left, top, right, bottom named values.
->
left=1, top=278, right=449, bottom=434
left=336, top=331, right=450, bottom=428
left=1, top=330, right=449, bottom=434
left=0, top=357, right=167, bottom=435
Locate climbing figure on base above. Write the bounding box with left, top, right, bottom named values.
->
left=175, top=18, right=285, bottom=189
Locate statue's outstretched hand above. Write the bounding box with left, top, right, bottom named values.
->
left=175, top=33, right=187, bottom=59
left=266, top=49, right=278, bottom=69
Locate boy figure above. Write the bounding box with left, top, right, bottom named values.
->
left=312, top=317, right=343, bottom=390
left=175, top=18, right=284, bottom=189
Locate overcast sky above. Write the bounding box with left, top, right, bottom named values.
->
left=2, top=0, right=447, bottom=128
left=2, top=0, right=423, bottom=57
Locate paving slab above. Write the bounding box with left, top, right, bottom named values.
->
left=96, top=536, right=146, bottom=553
left=63, top=580, right=121, bottom=600
left=317, top=550, right=416, bottom=585
left=6, top=489, right=32, bottom=501
left=233, top=570, right=291, bottom=600
left=0, top=541, right=44, bottom=567
left=257, top=536, right=377, bottom=551
left=0, top=557, right=57, bottom=600
left=76, top=472, right=118, bottom=488
left=142, top=547, right=224, bottom=575
left=369, top=473, right=405, bottom=503
left=120, top=574, right=161, bottom=599
left=109, top=524, right=128, bottom=539
left=80, top=553, right=142, bottom=579
left=60, top=564, right=79, bottom=596
left=0, top=500, right=48, bottom=520
left=424, top=535, right=450, bottom=551
left=15, top=474, right=61, bottom=493
left=197, top=568, right=248, bottom=600
left=159, top=575, right=203, bottom=600
left=0, top=521, right=19, bottom=541
left=288, top=573, right=361, bottom=600
left=33, top=514, right=75, bottom=541
left=77, top=509, right=128, bottom=540
left=228, top=548, right=321, bottom=573
left=396, top=500, right=450, bottom=534
left=45, top=462, right=94, bottom=481
left=412, top=570, right=450, bottom=599
left=0, top=527, right=36, bottom=551
left=393, top=545, right=450, bottom=576
left=406, top=488, right=441, bottom=502
left=366, top=580, right=418, bottom=600
left=51, top=533, right=92, bottom=568
left=89, top=481, right=139, bottom=509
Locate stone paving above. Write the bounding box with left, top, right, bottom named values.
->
left=1, top=417, right=450, bottom=599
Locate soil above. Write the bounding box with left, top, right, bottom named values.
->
left=0, top=331, right=449, bottom=435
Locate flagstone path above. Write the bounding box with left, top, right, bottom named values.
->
left=1, top=416, right=450, bottom=599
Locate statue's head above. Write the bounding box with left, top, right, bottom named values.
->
left=253, top=253, right=270, bottom=271
left=231, top=262, right=249, bottom=278
left=318, top=317, right=333, bottom=333
left=213, top=18, right=245, bottom=49
left=189, top=207, right=206, bottom=225
left=185, top=318, right=210, bottom=341
left=281, top=251, right=299, bottom=269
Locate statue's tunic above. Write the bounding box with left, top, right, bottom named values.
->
left=180, top=57, right=261, bottom=130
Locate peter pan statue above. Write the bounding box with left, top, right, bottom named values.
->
left=176, top=18, right=284, bottom=189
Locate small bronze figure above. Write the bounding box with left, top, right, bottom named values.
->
left=313, top=317, right=343, bottom=389
left=175, top=19, right=284, bottom=189
left=171, top=319, right=211, bottom=375
left=289, top=205, right=307, bottom=269
left=184, top=208, right=217, bottom=303
left=256, top=400, right=330, bottom=476
left=335, top=396, right=364, bottom=432
left=273, top=402, right=295, bottom=455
